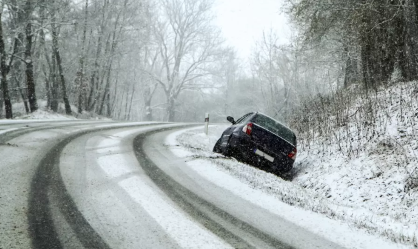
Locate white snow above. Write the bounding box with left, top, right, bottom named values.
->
left=15, top=109, right=77, bottom=120
left=1, top=100, right=112, bottom=121
left=0, top=128, right=19, bottom=134
left=186, top=159, right=407, bottom=249
left=166, top=125, right=415, bottom=249
left=84, top=127, right=233, bottom=249
left=291, top=81, right=418, bottom=247
left=94, top=130, right=153, bottom=177
left=119, top=176, right=233, bottom=249
left=97, top=154, right=134, bottom=178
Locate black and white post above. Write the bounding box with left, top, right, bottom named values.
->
left=204, top=113, right=209, bottom=135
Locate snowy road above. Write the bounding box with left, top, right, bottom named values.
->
left=0, top=120, right=347, bottom=248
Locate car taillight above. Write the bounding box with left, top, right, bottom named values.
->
left=288, top=148, right=297, bottom=160
left=242, top=122, right=253, bottom=136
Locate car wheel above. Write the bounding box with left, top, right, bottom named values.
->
left=274, top=170, right=293, bottom=181
left=271, top=165, right=294, bottom=180
left=222, top=136, right=234, bottom=157
left=213, top=138, right=222, bottom=153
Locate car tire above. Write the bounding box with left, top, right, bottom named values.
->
left=213, top=138, right=222, bottom=153
left=222, top=136, right=234, bottom=157
left=274, top=170, right=293, bottom=181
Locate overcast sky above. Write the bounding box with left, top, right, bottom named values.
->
left=214, top=0, right=291, bottom=60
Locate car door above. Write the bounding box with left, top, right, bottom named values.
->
left=220, top=113, right=254, bottom=148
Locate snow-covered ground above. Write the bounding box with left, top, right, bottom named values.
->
left=2, top=82, right=417, bottom=247
left=293, top=81, right=418, bottom=247
left=167, top=125, right=416, bottom=248
left=17, top=109, right=77, bottom=120
left=1, top=100, right=111, bottom=121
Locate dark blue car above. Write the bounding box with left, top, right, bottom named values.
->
left=213, top=112, right=297, bottom=174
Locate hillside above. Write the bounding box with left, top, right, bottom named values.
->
left=292, top=81, right=418, bottom=246
left=170, top=81, right=418, bottom=248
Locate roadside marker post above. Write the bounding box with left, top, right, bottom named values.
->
left=204, top=113, right=209, bottom=135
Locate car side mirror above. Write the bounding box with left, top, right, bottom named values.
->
left=227, top=116, right=236, bottom=124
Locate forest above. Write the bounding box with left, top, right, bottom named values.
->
left=1, top=0, right=418, bottom=124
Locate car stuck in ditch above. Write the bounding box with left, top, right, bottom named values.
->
left=213, top=112, right=297, bottom=175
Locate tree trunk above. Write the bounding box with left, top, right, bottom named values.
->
left=11, top=36, right=29, bottom=114
left=0, top=13, right=12, bottom=119
left=106, top=92, right=111, bottom=117
left=50, top=52, right=59, bottom=112
left=401, top=5, right=418, bottom=81
left=42, top=64, right=51, bottom=109
left=77, top=0, right=89, bottom=114
left=144, top=84, right=154, bottom=121
left=25, top=0, right=38, bottom=113
left=87, top=0, right=109, bottom=112
left=54, top=45, right=72, bottom=115
left=51, top=15, right=72, bottom=115
left=167, top=96, right=175, bottom=122
left=39, top=0, right=52, bottom=109
left=0, top=90, right=3, bottom=118
left=126, top=83, right=136, bottom=120
left=15, top=77, right=29, bottom=114
left=414, top=0, right=418, bottom=27
left=9, top=0, right=30, bottom=114
left=98, top=67, right=111, bottom=116
left=144, top=98, right=152, bottom=121
left=87, top=34, right=103, bottom=111
left=98, top=35, right=117, bottom=116
left=361, top=43, right=371, bottom=91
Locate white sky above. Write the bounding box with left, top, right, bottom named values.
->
left=214, top=0, right=291, bottom=60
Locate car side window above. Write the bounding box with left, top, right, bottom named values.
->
left=235, top=116, right=244, bottom=124
left=236, top=113, right=253, bottom=124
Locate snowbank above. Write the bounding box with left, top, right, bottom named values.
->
left=17, top=109, right=77, bottom=120
left=292, top=81, right=418, bottom=247
left=169, top=124, right=417, bottom=248
left=1, top=100, right=111, bottom=121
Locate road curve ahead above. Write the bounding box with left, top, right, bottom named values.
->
left=0, top=121, right=344, bottom=249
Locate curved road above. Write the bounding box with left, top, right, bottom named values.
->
left=0, top=121, right=344, bottom=249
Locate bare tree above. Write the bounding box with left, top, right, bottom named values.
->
left=252, top=31, right=294, bottom=119
left=141, top=46, right=160, bottom=121
left=149, top=0, right=222, bottom=121
left=286, top=0, right=418, bottom=90
left=76, top=0, right=89, bottom=114
left=1, top=0, right=229, bottom=122
left=222, top=48, right=239, bottom=115
left=9, top=0, right=30, bottom=114
left=0, top=12, right=12, bottom=119
left=24, top=0, right=38, bottom=112
left=97, top=0, right=131, bottom=116
left=50, top=0, right=72, bottom=115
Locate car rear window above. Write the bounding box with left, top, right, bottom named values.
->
left=252, top=114, right=296, bottom=146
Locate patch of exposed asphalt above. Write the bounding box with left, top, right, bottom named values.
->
left=27, top=123, right=169, bottom=249
left=133, top=130, right=294, bottom=249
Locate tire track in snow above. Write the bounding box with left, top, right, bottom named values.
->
left=27, top=123, right=164, bottom=249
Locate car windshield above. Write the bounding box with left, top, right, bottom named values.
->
left=252, top=114, right=296, bottom=146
